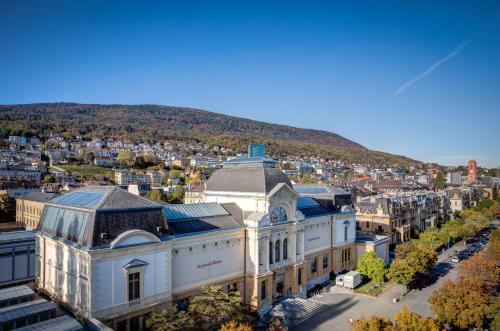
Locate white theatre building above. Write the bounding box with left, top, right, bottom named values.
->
left=34, top=157, right=368, bottom=330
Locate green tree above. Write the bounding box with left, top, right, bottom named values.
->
left=84, top=151, right=95, bottom=164
left=429, top=277, right=490, bottom=330
left=0, top=194, right=16, bottom=223
left=387, top=242, right=437, bottom=289
left=300, top=174, right=316, bottom=184
left=42, top=175, right=56, bottom=184
left=357, top=251, right=386, bottom=283
left=432, top=171, right=446, bottom=190
left=146, top=307, right=195, bottom=331
left=168, top=170, right=181, bottom=179
left=188, top=286, right=254, bottom=331
left=117, top=150, right=134, bottom=165
left=166, top=186, right=185, bottom=204
left=145, top=189, right=168, bottom=202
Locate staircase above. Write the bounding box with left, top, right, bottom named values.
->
left=261, top=297, right=330, bottom=328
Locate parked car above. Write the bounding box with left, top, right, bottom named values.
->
left=451, top=256, right=460, bottom=263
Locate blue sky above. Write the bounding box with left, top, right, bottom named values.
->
left=1, top=1, right=499, bottom=167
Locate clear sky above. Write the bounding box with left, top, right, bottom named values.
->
left=1, top=1, right=499, bottom=167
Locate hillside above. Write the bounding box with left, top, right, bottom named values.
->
left=0, top=103, right=421, bottom=166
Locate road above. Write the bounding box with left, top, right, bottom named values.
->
left=294, top=241, right=465, bottom=331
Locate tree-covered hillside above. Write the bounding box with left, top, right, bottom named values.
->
left=0, top=103, right=422, bottom=166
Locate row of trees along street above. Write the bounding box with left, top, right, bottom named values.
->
left=352, top=198, right=500, bottom=330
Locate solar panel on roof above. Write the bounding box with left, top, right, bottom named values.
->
left=53, top=192, right=105, bottom=208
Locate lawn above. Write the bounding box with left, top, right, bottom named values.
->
left=51, top=164, right=114, bottom=181
left=354, top=279, right=392, bottom=297
left=56, top=164, right=111, bottom=175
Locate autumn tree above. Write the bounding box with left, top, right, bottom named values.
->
left=351, top=315, right=393, bottom=331
left=432, top=172, right=445, bottom=190
left=429, top=277, right=490, bottom=330
left=219, top=321, right=252, bottom=331
left=267, top=317, right=288, bottom=331
left=485, top=229, right=500, bottom=265
left=459, top=253, right=499, bottom=294
left=394, top=305, right=441, bottom=331
left=146, top=307, right=195, bottom=331
left=357, top=251, right=386, bottom=283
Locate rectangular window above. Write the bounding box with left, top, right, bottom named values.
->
left=298, top=268, right=302, bottom=285
left=344, top=226, right=348, bottom=241
left=260, top=280, right=266, bottom=300
left=227, top=282, right=237, bottom=293
left=322, top=255, right=328, bottom=269
left=128, top=272, right=140, bottom=301
left=311, top=257, right=317, bottom=273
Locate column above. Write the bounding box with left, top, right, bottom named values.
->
left=299, top=231, right=305, bottom=261
left=290, top=231, right=297, bottom=264
left=263, top=237, right=269, bottom=272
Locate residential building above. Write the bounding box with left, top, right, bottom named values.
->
left=446, top=172, right=462, bottom=186
left=0, top=167, right=42, bottom=185
left=355, top=198, right=411, bottom=246
left=16, top=192, right=57, bottom=230
left=114, top=171, right=161, bottom=188
left=468, top=160, right=477, bottom=184
left=448, top=188, right=470, bottom=213
left=184, top=184, right=204, bottom=204
left=248, top=144, right=265, bottom=158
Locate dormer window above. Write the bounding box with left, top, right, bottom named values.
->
left=270, top=207, right=288, bottom=223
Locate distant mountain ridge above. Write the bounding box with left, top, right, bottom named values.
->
left=0, top=103, right=363, bottom=149
left=0, top=103, right=421, bottom=166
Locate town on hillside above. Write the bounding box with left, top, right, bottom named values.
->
left=0, top=137, right=499, bottom=331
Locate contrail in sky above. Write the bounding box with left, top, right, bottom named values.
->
left=394, top=37, right=475, bottom=95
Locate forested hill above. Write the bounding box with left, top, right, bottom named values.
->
left=0, top=103, right=421, bottom=166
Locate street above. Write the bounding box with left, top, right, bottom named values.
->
left=293, top=242, right=465, bottom=331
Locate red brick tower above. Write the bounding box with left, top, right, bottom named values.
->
left=468, top=160, right=477, bottom=184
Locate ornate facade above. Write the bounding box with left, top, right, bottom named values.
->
left=35, top=158, right=357, bottom=330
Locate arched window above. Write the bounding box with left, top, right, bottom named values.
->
left=269, top=241, right=273, bottom=264
left=270, top=207, right=288, bottom=223
left=275, top=240, right=281, bottom=262
left=283, top=239, right=288, bottom=260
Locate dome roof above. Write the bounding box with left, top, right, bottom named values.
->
left=205, top=166, right=292, bottom=193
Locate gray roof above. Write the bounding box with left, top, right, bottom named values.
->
left=17, top=191, right=58, bottom=202
left=163, top=203, right=229, bottom=220
left=0, top=298, right=56, bottom=324
left=51, top=186, right=159, bottom=210
left=354, top=201, right=377, bottom=214
left=165, top=203, right=244, bottom=236
left=38, top=186, right=166, bottom=248
left=0, top=285, right=34, bottom=303
left=205, top=166, right=292, bottom=193
left=13, top=315, right=83, bottom=331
